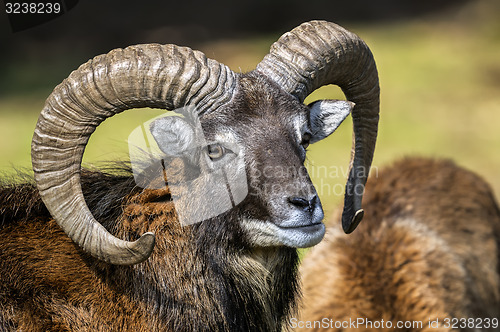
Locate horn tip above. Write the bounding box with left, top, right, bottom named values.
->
left=342, top=209, right=364, bottom=234
left=136, top=231, right=156, bottom=253
left=119, top=232, right=156, bottom=265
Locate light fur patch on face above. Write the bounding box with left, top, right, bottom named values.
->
left=290, top=112, right=309, bottom=144
left=241, top=218, right=283, bottom=247
left=213, top=127, right=238, bottom=144
left=241, top=217, right=325, bottom=248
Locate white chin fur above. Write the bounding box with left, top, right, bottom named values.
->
left=241, top=219, right=326, bottom=248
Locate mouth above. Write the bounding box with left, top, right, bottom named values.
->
left=275, top=221, right=326, bottom=248
left=277, top=222, right=324, bottom=232
left=241, top=218, right=326, bottom=248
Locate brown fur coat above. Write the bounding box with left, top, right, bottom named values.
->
left=297, top=158, right=500, bottom=331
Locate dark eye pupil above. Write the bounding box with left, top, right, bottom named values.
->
left=207, top=144, right=224, bottom=160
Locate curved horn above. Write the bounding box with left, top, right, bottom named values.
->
left=256, top=21, right=379, bottom=234
left=32, top=44, right=237, bottom=265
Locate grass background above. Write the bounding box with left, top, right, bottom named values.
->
left=1, top=0, right=499, bottom=221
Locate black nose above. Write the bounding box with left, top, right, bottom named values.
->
left=288, top=195, right=317, bottom=212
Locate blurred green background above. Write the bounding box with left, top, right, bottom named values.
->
left=1, top=0, right=499, bottom=220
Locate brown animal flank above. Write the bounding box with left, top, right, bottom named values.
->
left=298, top=158, right=500, bottom=331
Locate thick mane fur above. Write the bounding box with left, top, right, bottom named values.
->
left=0, top=166, right=136, bottom=228
left=0, top=166, right=299, bottom=331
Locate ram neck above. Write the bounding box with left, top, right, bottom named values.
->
left=124, top=228, right=300, bottom=331
left=217, top=246, right=300, bottom=331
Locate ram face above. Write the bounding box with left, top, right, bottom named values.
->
left=31, top=21, right=380, bottom=265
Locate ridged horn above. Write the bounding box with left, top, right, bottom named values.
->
left=32, top=44, right=237, bottom=265
left=256, top=20, right=380, bottom=234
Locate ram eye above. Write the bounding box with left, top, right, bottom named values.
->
left=207, top=143, right=225, bottom=161
left=301, top=133, right=312, bottom=149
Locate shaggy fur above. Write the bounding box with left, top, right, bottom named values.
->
left=0, top=167, right=299, bottom=331
left=297, top=158, right=500, bottom=331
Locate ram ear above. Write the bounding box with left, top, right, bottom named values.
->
left=150, top=116, right=196, bottom=156
left=308, top=100, right=353, bottom=143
